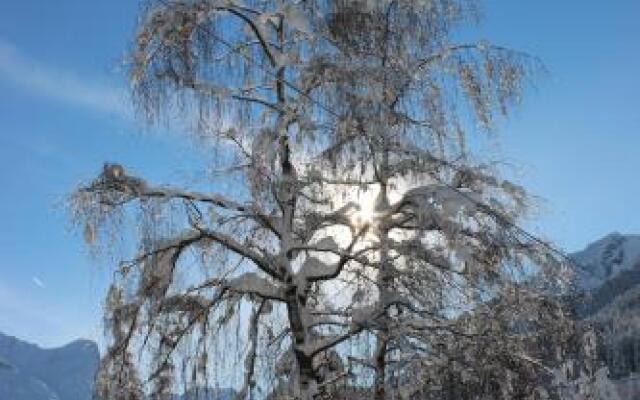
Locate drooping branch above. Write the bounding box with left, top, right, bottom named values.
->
left=75, top=163, right=282, bottom=239
left=236, top=299, right=266, bottom=400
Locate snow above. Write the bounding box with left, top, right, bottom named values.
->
left=572, top=233, right=640, bottom=290
left=228, top=273, right=286, bottom=300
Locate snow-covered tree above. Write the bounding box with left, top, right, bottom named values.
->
left=70, top=1, right=576, bottom=399
left=93, top=285, right=145, bottom=400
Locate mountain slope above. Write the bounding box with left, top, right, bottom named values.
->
left=571, top=233, right=640, bottom=380
left=0, top=358, right=60, bottom=400
left=0, top=332, right=99, bottom=400
left=572, top=232, right=640, bottom=315
left=573, top=232, right=640, bottom=290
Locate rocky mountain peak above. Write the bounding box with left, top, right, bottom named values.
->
left=572, top=232, right=640, bottom=290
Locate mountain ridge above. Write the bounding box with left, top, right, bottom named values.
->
left=0, top=332, right=237, bottom=400
left=570, top=232, right=640, bottom=381
left=570, top=232, right=640, bottom=317
left=572, top=232, right=640, bottom=290
left=0, top=331, right=99, bottom=400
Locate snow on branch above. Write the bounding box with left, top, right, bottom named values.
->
left=295, top=228, right=373, bottom=284
left=71, top=163, right=282, bottom=241
left=197, top=227, right=282, bottom=280
left=225, top=272, right=286, bottom=301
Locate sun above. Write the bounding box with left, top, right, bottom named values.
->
left=351, top=187, right=380, bottom=230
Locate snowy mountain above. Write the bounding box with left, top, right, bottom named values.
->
left=572, top=232, right=640, bottom=316
left=0, top=332, right=99, bottom=400
left=571, top=233, right=640, bottom=381
left=573, top=232, right=640, bottom=290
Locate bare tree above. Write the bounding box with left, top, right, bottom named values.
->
left=70, top=1, right=576, bottom=399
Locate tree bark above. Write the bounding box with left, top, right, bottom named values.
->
left=374, top=336, right=388, bottom=400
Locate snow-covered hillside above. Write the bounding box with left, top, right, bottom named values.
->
left=572, top=232, right=640, bottom=290
left=570, top=233, right=640, bottom=318
left=571, top=233, right=640, bottom=387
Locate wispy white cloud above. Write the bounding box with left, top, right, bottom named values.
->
left=0, top=37, right=130, bottom=117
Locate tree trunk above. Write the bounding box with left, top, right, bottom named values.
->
left=286, top=293, right=317, bottom=399
left=374, top=336, right=388, bottom=400
left=374, top=174, right=391, bottom=400
left=273, top=14, right=316, bottom=399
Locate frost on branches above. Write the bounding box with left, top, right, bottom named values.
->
left=69, top=1, right=591, bottom=399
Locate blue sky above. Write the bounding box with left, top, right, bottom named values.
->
left=0, top=1, right=638, bottom=348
